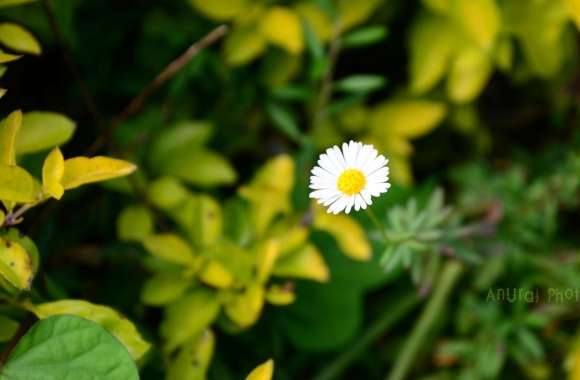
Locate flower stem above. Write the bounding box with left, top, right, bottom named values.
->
left=364, top=207, right=389, bottom=244
left=385, top=260, right=463, bottom=380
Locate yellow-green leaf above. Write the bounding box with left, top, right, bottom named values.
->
left=188, top=0, right=246, bottom=20
left=0, top=23, right=41, bottom=55
left=0, top=164, right=41, bottom=203
left=453, top=0, right=500, bottom=50
left=161, top=289, right=221, bottom=351
left=42, top=147, right=65, bottom=200
left=148, top=176, right=190, bottom=210
left=369, top=100, right=447, bottom=139
left=142, top=234, right=196, bottom=266
left=246, top=359, right=274, bottom=380
left=0, top=237, right=33, bottom=291
left=117, top=205, right=154, bottom=242
left=0, top=315, right=18, bottom=342
left=158, top=148, right=236, bottom=187
left=0, top=0, right=37, bottom=8
left=141, top=271, right=190, bottom=306
left=190, top=194, right=222, bottom=248
left=295, top=3, right=332, bottom=42
left=259, top=6, right=303, bottom=54
left=313, top=205, right=371, bottom=261
left=273, top=244, right=329, bottom=282
left=0, top=50, right=20, bottom=63
left=0, top=110, right=21, bottom=165
left=167, top=330, right=215, bottom=380
left=31, top=299, right=151, bottom=361
left=224, top=282, right=265, bottom=328
left=16, top=112, right=75, bottom=154
left=447, top=46, right=492, bottom=104
left=337, top=0, right=382, bottom=31
left=422, top=0, right=451, bottom=14
left=565, top=0, right=580, bottom=29
left=256, top=240, right=279, bottom=282
left=224, top=26, right=266, bottom=66
left=265, top=284, right=295, bottom=305
left=199, top=260, right=234, bottom=289
left=60, top=156, right=137, bottom=190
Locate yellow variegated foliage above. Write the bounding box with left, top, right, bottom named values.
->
left=369, top=100, right=447, bottom=139
left=0, top=110, right=20, bottom=165
left=422, top=0, right=451, bottom=14
left=224, top=282, right=265, bottom=328
left=0, top=165, right=41, bottom=203
left=161, top=289, right=221, bottom=351
left=31, top=299, right=151, bottom=361
left=0, top=22, right=41, bottom=55
left=452, top=0, right=500, bottom=50
left=265, top=284, right=295, bottom=305
left=142, top=234, right=197, bottom=266
left=313, top=203, right=371, bottom=261
left=60, top=156, right=137, bottom=190
left=246, top=359, right=274, bottom=380
left=256, top=240, right=279, bottom=282
left=565, top=0, right=580, bottom=29
left=42, top=148, right=65, bottom=200
left=0, top=237, right=33, bottom=291
left=199, top=260, right=234, bottom=288
left=259, top=6, right=304, bottom=54
left=273, top=244, right=329, bottom=282
left=141, top=271, right=190, bottom=306
left=447, top=46, right=492, bottom=103
left=167, top=330, right=215, bottom=380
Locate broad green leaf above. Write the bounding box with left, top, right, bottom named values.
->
left=341, top=25, right=388, bottom=48
left=161, top=289, right=221, bottom=351
left=313, top=204, right=371, bottom=261
left=60, top=156, right=137, bottom=190
left=149, top=121, right=212, bottom=165
left=167, top=330, right=215, bottom=380
left=188, top=0, right=246, bottom=20
left=16, top=112, right=75, bottom=154
left=246, top=359, right=274, bottom=380
left=142, top=234, right=196, bottom=266
left=0, top=110, right=21, bottom=165
left=409, top=14, right=456, bottom=94
left=334, top=75, right=387, bottom=94
left=295, top=2, right=332, bottom=42
left=453, top=0, right=500, bottom=50
left=447, top=46, right=492, bottom=103
left=223, top=282, right=265, bottom=328
left=158, top=148, right=236, bottom=187
left=117, top=205, right=154, bottom=241
left=369, top=99, right=447, bottom=139
left=31, top=299, right=150, bottom=361
left=0, top=165, right=40, bottom=203
left=224, top=26, right=266, bottom=66
left=0, top=315, right=139, bottom=380
left=0, top=316, right=18, bottom=342
left=0, top=23, right=41, bottom=55
left=0, top=50, right=21, bottom=63
left=259, top=6, right=304, bottom=54
left=273, top=244, right=329, bottom=282
left=41, top=147, right=64, bottom=200
left=141, top=271, right=190, bottom=306
left=0, top=237, right=33, bottom=291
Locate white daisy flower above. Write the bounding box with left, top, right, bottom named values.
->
left=309, top=140, right=390, bottom=214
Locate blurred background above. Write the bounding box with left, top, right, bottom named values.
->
left=0, top=0, right=579, bottom=379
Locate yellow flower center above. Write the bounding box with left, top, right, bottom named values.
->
left=337, top=169, right=366, bottom=195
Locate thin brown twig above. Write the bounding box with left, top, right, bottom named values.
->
left=87, top=24, right=229, bottom=155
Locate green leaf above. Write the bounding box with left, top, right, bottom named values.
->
left=0, top=23, right=41, bottom=55
left=0, top=50, right=21, bottom=64
left=141, top=271, right=190, bottom=306
left=167, top=330, right=215, bottom=380
left=16, top=112, right=76, bottom=154
left=31, top=300, right=151, bottom=361
left=266, top=102, right=303, bottom=143
left=142, top=233, right=196, bottom=266
left=0, top=237, right=33, bottom=291
left=117, top=205, right=154, bottom=242
left=224, top=26, right=266, bottom=66
left=0, top=164, right=41, bottom=203
left=273, top=244, right=329, bottom=282
left=334, top=75, right=387, bottom=94
left=157, top=148, right=236, bottom=187
left=341, top=25, right=388, bottom=48
left=149, top=121, right=212, bottom=165
left=60, top=156, right=137, bottom=190
left=0, top=316, right=18, bottom=342
left=0, top=110, right=21, bottom=165
left=0, top=315, right=139, bottom=380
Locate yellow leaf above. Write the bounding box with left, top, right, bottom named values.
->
left=269, top=220, right=308, bottom=256
left=409, top=14, right=457, bottom=94
left=224, top=26, right=266, bottom=66
left=0, top=23, right=41, bottom=55
left=0, top=50, right=21, bottom=64
left=31, top=299, right=151, bottom=361
left=246, top=359, right=274, bottom=380
left=0, top=237, right=32, bottom=291
left=259, top=6, right=303, bottom=54
left=265, top=284, right=295, bottom=305
left=256, top=240, right=279, bottom=282
left=0, top=110, right=21, bottom=166
left=167, top=330, right=215, bottom=380
left=143, top=234, right=196, bottom=266
left=337, top=0, right=382, bottom=31
left=0, top=164, right=41, bottom=203
left=16, top=112, right=75, bottom=154
left=447, top=46, right=492, bottom=104
left=199, top=260, right=234, bottom=289
left=369, top=100, right=447, bottom=139
left=224, top=282, right=265, bottom=328
left=188, top=0, right=246, bottom=21
left=565, top=0, right=580, bottom=29
left=60, top=156, right=137, bottom=190
left=273, top=244, right=329, bottom=282
left=295, top=3, right=332, bottom=42
left=161, top=289, right=220, bottom=351
left=141, top=271, right=190, bottom=306
left=453, top=0, right=500, bottom=50
left=42, top=147, right=64, bottom=200
left=313, top=205, right=371, bottom=261
left=117, top=205, right=154, bottom=242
